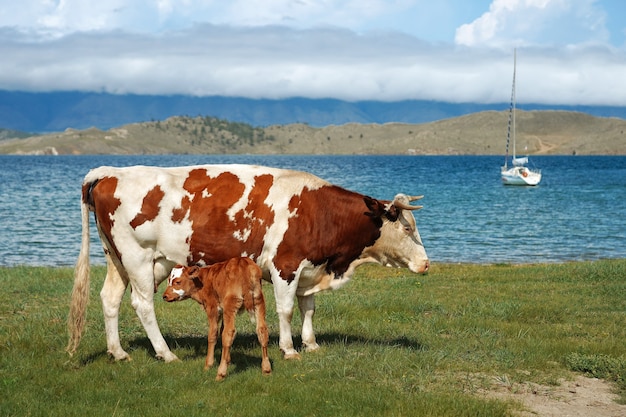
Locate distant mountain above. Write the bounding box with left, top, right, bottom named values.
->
left=1, top=90, right=626, bottom=133
left=0, top=127, right=33, bottom=141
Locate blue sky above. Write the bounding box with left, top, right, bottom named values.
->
left=1, top=0, right=625, bottom=105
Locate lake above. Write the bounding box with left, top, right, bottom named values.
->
left=0, top=154, right=624, bottom=266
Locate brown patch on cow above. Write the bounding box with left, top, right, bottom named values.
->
left=130, top=185, right=165, bottom=229
left=274, top=185, right=383, bottom=282
left=171, top=195, right=191, bottom=223
left=183, top=170, right=275, bottom=265
left=86, top=176, right=123, bottom=260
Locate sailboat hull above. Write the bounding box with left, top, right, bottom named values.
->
left=501, top=166, right=541, bottom=186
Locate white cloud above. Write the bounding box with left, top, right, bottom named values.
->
left=455, top=0, right=609, bottom=47
left=1, top=23, right=625, bottom=105
left=0, top=0, right=414, bottom=37
left=0, top=0, right=624, bottom=106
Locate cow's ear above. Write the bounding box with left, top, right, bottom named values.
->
left=363, top=196, right=385, bottom=218
left=385, top=204, right=400, bottom=221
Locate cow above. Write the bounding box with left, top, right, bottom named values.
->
left=67, top=164, right=429, bottom=362
left=162, top=259, right=271, bottom=380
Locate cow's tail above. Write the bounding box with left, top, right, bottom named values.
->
left=66, top=194, right=92, bottom=356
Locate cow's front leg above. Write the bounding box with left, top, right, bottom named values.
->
left=298, top=294, right=320, bottom=352
left=272, top=276, right=301, bottom=360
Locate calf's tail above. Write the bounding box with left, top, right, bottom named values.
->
left=66, top=196, right=92, bottom=356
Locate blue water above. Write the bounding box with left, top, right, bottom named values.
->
left=0, top=154, right=624, bottom=266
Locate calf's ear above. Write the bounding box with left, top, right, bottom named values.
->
left=186, top=266, right=203, bottom=289
left=192, top=277, right=204, bottom=289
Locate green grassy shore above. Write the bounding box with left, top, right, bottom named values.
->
left=1, top=260, right=625, bottom=416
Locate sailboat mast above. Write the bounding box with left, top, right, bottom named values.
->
left=504, top=49, right=516, bottom=169
left=512, top=49, right=517, bottom=160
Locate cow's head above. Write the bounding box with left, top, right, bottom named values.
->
left=362, top=193, right=429, bottom=274
left=162, top=265, right=203, bottom=302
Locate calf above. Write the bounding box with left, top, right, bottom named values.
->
left=162, top=258, right=272, bottom=380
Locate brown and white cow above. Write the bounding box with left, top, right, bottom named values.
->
left=162, top=259, right=271, bottom=380
left=67, top=164, right=428, bottom=362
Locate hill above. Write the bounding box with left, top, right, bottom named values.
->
left=1, top=110, right=624, bottom=155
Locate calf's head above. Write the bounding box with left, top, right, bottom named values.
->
left=162, top=265, right=203, bottom=302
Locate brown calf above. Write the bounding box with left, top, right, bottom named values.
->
left=162, top=258, right=272, bottom=380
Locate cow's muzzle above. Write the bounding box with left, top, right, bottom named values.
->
left=410, top=259, right=429, bottom=274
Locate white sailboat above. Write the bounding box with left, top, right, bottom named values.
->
left=501, top=50, right=541, bottom=186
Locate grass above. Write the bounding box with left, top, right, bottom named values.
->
left=1, top=260, right=625, bottom=416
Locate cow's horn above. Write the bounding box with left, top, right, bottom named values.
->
left=393, top=194, right=423, bottom=211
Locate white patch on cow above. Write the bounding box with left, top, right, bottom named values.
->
left=294, top=259, right=358, bottom=297
left=233, top=227, right=251, bottom=242
left=168, top=266, right=184, bottom=286
left=201, top=189, right=212, bottom=199
left=102, top=165, right=195, bottom=269
left=172, top=288, right=186, bottom=298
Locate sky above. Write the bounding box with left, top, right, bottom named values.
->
left=0, top=0, right=625, bottom=106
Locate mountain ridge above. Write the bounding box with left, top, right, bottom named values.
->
left=2, top=90, right=626, bottom=133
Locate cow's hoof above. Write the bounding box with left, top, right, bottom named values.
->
left=156, top=351, right=179, bottom=363
left=108, top=350, right=132, bottom=362
left=283, top=351, right=302, bottom=360
left=303, top=342, right=320, bottom=353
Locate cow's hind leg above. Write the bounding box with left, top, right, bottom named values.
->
left=205, top=305, right=219, bottom=370
left=298, top=294, right=320, bottom=352
left=101, top=254, right=131, bottom=361
left=128, top=261, right=178, bottom=362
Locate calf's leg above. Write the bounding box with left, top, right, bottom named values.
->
left=216, top=297, right=241, bottom=381
left=205, top=305, right=219, bottom=370
left=254, top=293, right=272, bottom=375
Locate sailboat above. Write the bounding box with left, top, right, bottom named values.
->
left=501, top=49, right=541, bottom=186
